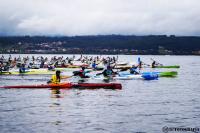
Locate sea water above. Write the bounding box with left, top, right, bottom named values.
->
left=0, top=54, right=200, bottom=133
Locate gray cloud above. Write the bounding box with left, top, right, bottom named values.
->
left=0, top=0, right=200, bottom=36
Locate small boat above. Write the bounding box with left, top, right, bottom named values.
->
left=153, top=65, right=180, bottom=68
left=119, top=71, right=178, bottom=77
left=142, top=71, right=178, bottom=77
left=92, top=73, right=158, bottom=80
left=0, top=82, right=122, bottom=90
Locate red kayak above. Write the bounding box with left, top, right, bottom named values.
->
left=0, top=83, right=122, bottom=90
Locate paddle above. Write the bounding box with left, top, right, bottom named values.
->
left=142, top=62, right=151, bottom=67
left=119, top=68, right=129, bottom=71
left=61, top=75, right=73, bottom=79
left=96, top=72, right=103, bottom=76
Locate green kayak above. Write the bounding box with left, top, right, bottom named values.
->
left=159, top=71, right=178, bottom=77
left=153, top=65, right=180, bottom=68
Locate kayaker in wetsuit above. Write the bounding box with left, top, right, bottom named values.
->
left=102, top=66, right=116, bottom=77
left=130, top=65, right=139, bottom=74
left=74, top=67, right=90, bottom=78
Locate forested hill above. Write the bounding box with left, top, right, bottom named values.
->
left=0, top=35, right=200, bottom=55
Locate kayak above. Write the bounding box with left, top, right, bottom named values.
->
left=120, top=71, right=177, bottom=77
left=0, top=68, right=77, bottom=75
left=115, top=62, right=128, bottom=66
left=0, top=82, right=122, bottom=90
left=142, top=71, right=178, bottom=77
left=0, top=70, right=55, bottom=75
left=114, top=66, right=131, bottom=70
left=0, top=68, right=97, bottom=75
left=114, top=75, right=145, bottom=80
left=153, top=65, right=180, bottom=68
left=92, top=73, right=158, bottom=80
left=65, top=64, right=89, bottom=68
left=113, top=65, right=180, bottom=70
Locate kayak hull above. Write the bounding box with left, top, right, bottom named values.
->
left=119, top=71, right=177, bottom=77
left=0, top=83, right=122, bottom=90
left=142, top=71, right=178, bottom=77
left=93, top=74, right=158, bottom=80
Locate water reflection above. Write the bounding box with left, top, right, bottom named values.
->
left=50, top=89, right=65, bottom=99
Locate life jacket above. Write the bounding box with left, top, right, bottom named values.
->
left=106, top=70, right=113, bottom=75
left=51, top=75, right=60, bottom=84
left=103, top=69, right=113, bottom=77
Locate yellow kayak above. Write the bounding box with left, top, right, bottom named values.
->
left=0, top=69, right=55, bottom=75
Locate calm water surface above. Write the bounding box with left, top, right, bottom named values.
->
left=0, top=55, right=200, bottom=133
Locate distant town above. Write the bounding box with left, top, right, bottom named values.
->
left=0, top=35, right=200, bottom=55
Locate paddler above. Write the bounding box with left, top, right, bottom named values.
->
left=102, top=65, right=116, bottom=77
left=151, top=61, right=156, bottom=68
left=0, top=62, right=3, bottom=73
left=130, top=64, right=139, bottom=74
left=151, top=58, right=163, bottom=68
left=48, top=70, right=72, bottom=84
left=74, top=67, right=90, bottom=78
left=137, top=57, right=142, bottom=69
left=19, top=63, right=26, bottom=73
left=92, top=61, right=97, bottom=70
left=50, top=70, right=61, bottom=84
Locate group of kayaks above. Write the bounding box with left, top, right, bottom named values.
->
left=0, top=70, right=179, bottom=90
left=0, top=56, right=180, bottom=90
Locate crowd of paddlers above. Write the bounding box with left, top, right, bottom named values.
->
left=0, top=55, right=122, bottom=72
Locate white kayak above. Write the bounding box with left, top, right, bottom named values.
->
left=91, top=74, right=157, bottom=80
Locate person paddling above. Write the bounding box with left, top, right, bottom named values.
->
left=130, top=65, right=139, bottom=74
left=19, top=64, right=26, bottom=73
left=102, top=65, right=117, bottom=77
left=49, top=70, right=61, bottom=84
left=75, top=67, right=90, bottom=78
left=92, top=61, right=97, bottom=70
left=48, top=70, right=71, bottom=84
left=151, top=58, right=163, bottom=68
left=137, top=57, right=143, bottom=69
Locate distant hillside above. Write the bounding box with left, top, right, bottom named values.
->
left=0, top=35, right=200, bottom=55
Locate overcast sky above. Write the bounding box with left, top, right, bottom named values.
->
left=0, top=0, right=199, bottom=36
